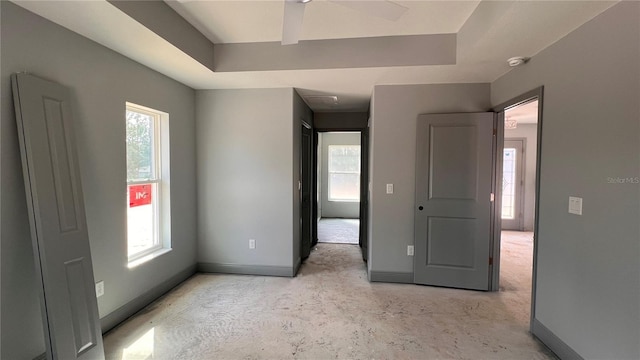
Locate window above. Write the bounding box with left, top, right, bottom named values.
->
left=126, top=103, right=170, bottom=264
left=328, top=145, right=361, bottom=201
left=502, top=148, right=516, bottom=219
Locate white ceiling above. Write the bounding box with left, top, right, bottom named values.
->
left=13, top=0, right=617, bottom=112
left=506, top=99, right=538, bottom=125
left=166, top=0, right=480, bottom=44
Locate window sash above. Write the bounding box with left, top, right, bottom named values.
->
left=328, top=145, right=361, bottom=201
left=126, top=104, right=163, bottom=262
left=126, top=106, right=161, bottom=182
left=126, top=182, right=162, bottom=261
left=328, top=173, right=360, bottom=202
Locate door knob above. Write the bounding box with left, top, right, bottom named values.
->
left=418, top=206, right=424, bottom=211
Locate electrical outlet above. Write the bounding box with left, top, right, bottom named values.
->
left=407, top=245, right=414, bottom=256
left=95, top=281, right=104, bottom=298
left=249, top=239, right=256, bottom=249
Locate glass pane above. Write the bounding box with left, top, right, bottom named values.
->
left=502, top=148, right=516, bottom=219
left=329, top=173, right=360, bottom=201
left=127, top=183, right=158, bottom=257
left=329, top=145, right=361, bottom=173
left=126, top=110, right=155, bottom=181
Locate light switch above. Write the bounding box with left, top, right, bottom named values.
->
left=568, top=196, right=583, bottom=215
left=407, top=245, right=414, bottom=256
left=95, top=281, right=104, bottom=298
left=386, top=184, right=394, bottom=194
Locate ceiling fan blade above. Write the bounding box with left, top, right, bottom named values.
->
left=330, top=0, right=408, bottom=21
left=282, top=0, right=307, bottom=45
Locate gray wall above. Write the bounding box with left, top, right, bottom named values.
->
left=320, top=132, right=361, bottom=218
left=505, top=124, right=538, bottom=231
left=368, top=84, right=491, bottom=276
left=196, top=88, right=298, bottom=273
left=492, top=3, right=639, bottom=358
left=0, top=3, right=198, bottom=359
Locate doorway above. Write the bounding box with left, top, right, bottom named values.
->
left=316, top=132, right=361, bottom=245
left=310, top=126, right=370, bottom=262
left=492, top=88, right=543, bottom=332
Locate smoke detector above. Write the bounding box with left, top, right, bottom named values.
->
left=507, top=56, right=528, bottom=67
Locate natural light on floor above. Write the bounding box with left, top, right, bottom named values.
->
left=121, top=327, right=155, bottom=360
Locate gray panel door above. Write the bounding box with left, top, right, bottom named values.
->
left=12, top=74, right=105, bottom=359
left=501, top=139, right=525, bottom=230
left=414, top=112, right=495, bottom=291
left=301, top=123, right=312, bottom=259
left=359, top=128, right=369, bottom=261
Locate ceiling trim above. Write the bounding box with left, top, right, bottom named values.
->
left=214, top=34, right=456, bottom=72
left=107, top=0, right=215, bottom=71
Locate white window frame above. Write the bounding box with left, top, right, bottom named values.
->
left=126, top=103, right=171, bottom=266
left=328, top=145, right=361, bottom=202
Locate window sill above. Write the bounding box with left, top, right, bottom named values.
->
left=127, top=248, right=172, bottom=268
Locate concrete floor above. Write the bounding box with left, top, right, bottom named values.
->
left=104, top=231, right=554, bottom=359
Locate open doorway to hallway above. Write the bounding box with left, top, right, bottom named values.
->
left=498, top=97, right=540, bottom=320
left=316, top=132, right=361, bottom=245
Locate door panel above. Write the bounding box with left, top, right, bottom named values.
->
left=312, top=131, right=319, bottom=247
left=359, top=128, right=369, bottom=261
left=12, top=73, right=105, bottom=359
left=430, top=126, right=477, bottom=200
left=300, top=123, right=312, bottom=259
left=428, top=217, right=475, bottom=268
left=414, top=112, right=494, bottom=291
left=501, top=139, right=525, bottom=230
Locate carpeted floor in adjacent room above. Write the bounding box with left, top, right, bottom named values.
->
left=104, top=231, right=554, bottom=359
left=317, top=218, right=359, bottom=244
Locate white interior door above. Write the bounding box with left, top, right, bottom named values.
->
left=414, top=112, right=495, bottom=291
left=12, top=73, right=105, bottom=359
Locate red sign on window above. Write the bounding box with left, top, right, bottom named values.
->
left=129, top=184, right=152, bottom=207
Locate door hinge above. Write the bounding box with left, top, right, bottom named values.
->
left=493, top=128, right=497, bottom=135
left=490, top=193, right=495, bottom=202
left=489, top=257, right=493, bottom=265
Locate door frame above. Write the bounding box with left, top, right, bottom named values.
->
left=490, top=86, right=544, bottom=333
left=502, top=138, right=526, bottom=231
